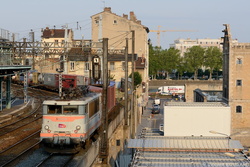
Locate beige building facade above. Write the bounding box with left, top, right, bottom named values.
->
left=222, top=24, right=250, bottom=146
left=91, top=7, right=149, bottom=106
left=170, top=38, right=238, bottom=57
left=35, top=27, right=74, bottom=74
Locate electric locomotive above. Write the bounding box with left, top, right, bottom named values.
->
left=40, top=92, right=102, bottom=153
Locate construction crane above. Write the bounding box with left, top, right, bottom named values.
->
left=150, top=25, right=197, bottom=47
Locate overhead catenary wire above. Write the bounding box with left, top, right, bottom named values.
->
left=109, top=31, right=131, bottom=48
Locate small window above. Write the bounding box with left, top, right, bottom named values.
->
left=236, top=80, right=242, bottom=86
left=85, top=62, right=89, bottom=71
left=236, top=58, right=242, bottom=64
left=70, top=61, right=75, bottom=71
left=110, top=62, right=115, bottom=71
left=122, top=61, right=125, bottom=71
left=236, top=106, right=242, bottom=113
left=113, top=20, right=117, bottom=24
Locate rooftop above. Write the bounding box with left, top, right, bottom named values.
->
left=165, top=102, right=228, bottom=107
left=129, top=128, right=250, bottom=167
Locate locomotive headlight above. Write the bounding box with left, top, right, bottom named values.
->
left=45, top=125, right=49, bottom=130
left=76, top=125, right=81, bottom=130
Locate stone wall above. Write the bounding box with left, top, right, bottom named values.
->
left=149, top=80, right=223, bottom=102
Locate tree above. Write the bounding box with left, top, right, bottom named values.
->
left=204, top=47, right=223, bottom=80
left=161, top=47, right=181, bottom=79
left=149, top=44, right=161, bottom=79
left=129, top=71, right=142, bottom=88
left=176, top=57, right=186, bottom=79
left=184, top=46, right=205, bottom=80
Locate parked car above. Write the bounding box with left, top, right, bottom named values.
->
left=152, top=104, right=160, bottom=114
left=153, top=98, right=160, bottom=105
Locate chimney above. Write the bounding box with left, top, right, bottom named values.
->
left=51, top=29, right=55, bottom=36
left=136, top=20, right=141, bottom=25
left=104, top=7, right=111, bottom=12
left=130, top=11, right=137, bottom=22
left=123, top=14, right=128, bottom=19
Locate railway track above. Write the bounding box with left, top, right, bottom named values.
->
left=0, top=103, right=42, bottom=136
left=0, top=130, right=41, bottom=167
left=36, top=153, right=75, bottom=167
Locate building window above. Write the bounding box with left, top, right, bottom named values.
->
left=85, top=62, right=89, bottom=71
left=122, top=61, right=125, bottom=71
left=236, top=80, right=242, bottom=86
left=236, top=58, right=242, bottom=64
left=236, top=105, right=242, bottom=113
left=110, top=62, right=115, bottom=71
left=70, top=61, right=75, bottom=71
left=113, top=20, right=117, bottom=24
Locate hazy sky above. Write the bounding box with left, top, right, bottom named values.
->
left=1, top=0, right=250, bottom=49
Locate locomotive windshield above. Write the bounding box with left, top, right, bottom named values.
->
left=47, top=105, right=78, bottom=114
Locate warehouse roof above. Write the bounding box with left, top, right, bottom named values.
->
left=128, top=137, right=243, bottom=151
left=131, top=151, right=250, bottom=167
left=129, top=128, right=250, bottom=167
left=165, top=102, right=228, bottom=107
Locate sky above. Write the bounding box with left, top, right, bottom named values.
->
left=1, top=0, right=250, bottom=49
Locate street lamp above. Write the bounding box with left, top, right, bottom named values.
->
left=209, top=130, right=230, bottom=149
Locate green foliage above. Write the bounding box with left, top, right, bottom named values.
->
left=184, top=46, right=205, bottom=79
left=129, top=71, right=142, bottom=88
left=176, top=57, right=186, bottom=78
left=204, top=46, right=223, bottom=79
left=149, top=44, right=162, bottom=77
left=148, top=44, right=223, bottom=80
left=149, top=45, right=181, bottom=79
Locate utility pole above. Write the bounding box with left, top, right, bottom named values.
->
left=124, top=38, right=129, bottom=126
left=99, top=38, right=109, bottom=164
left=23, top=38, right=28, bottom=104
left=29, top=30, right=35, bottom=70
left=131, top=30, right=135, bottom=138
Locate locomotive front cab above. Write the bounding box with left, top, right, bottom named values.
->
left=40, top=100, right=88, bottom=147
left=40, top=93, right=102, bottom=152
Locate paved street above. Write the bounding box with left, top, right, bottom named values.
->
left=136, top=98, right=168, bottom=138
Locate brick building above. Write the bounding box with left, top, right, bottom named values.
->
left=222, top=24, right=250, bottom=146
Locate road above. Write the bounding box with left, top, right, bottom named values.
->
left=136, top=98, right=170, bottom=138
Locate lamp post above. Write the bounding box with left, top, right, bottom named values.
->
left=209, top=130, right=230, bottom=149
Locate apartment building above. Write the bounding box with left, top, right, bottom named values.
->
left=170, top=38, right=223, bottom=57
left=222, top=24, right=250, bottom=146
left=91, top=7, right=149, bottom=106
left=35, top=27, right=74, bottom=73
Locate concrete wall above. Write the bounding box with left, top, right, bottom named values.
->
left=149, top=80, right=223, bottom=102
left=163, top=104, right=231, bottom=136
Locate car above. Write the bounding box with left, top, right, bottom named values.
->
left=152, top=104, right=160, bottom=114
left=153, top=98, right=160, bottom=105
